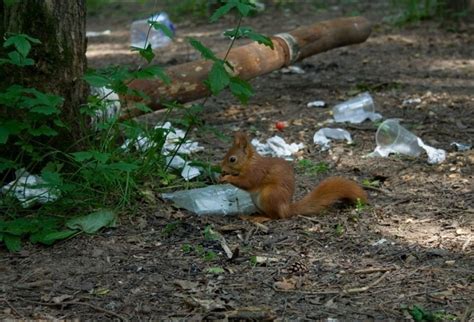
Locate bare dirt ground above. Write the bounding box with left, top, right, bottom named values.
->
left=1, top=1, right=473, bottom=320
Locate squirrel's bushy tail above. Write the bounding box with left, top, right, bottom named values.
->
left=289, top=177, right=368, bottom=216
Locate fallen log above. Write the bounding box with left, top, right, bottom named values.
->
left=120, top=16, right=371, bottom=120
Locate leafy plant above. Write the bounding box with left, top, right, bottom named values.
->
left=203, top=225, right=219, bottom=241
left=355, top=198, right=366, bottom=212
left=297, top=159, right=329, bottom=175
left=408, top=305, right=457, bottom=321
left=0, top=209, right=116, bottom=252
left=389, top=0, right=470, bottom=25
left=181, top=243, right=192, bottom=253
left=334, top=223, right=345, bottom=236
left=1, top=0, right=273, bottom=252
left=207, top=266, right=225, bottom=274
left=162, top=221, right=181, bottom=237
left=362, top=178, right=380, bottom=188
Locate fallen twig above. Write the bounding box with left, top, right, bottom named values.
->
left=343, top=271, right=390, bottom=294
left=1, top=298, right=25, bottom=319
left=213, top=229, right=233, bottom=259
left=352, top=266, right=399, bottom=275
left=19, top=299, right=128, bottom=321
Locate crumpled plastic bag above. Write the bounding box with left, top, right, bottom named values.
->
left=1, top=169, right=60, bottom=208
left=251, top=136, right=304, bottom=160
left=313, top=128, right=353, bottom=151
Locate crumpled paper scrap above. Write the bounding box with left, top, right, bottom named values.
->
left=313, top=128, right=353, bottom=151
left=1, top=169, right=60, bottom=208
left=251, top=136, right=304, bottom=160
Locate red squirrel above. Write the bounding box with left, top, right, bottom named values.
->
left=220, top=132, right=368, bottom=220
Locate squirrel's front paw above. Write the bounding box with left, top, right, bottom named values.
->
left=219, top=174, right=232, bottom=183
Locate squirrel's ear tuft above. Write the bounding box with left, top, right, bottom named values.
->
left=233, top=132, right=248, bottom=148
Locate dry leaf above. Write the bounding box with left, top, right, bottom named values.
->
left=274, top=278, right=296, bottom=290
left=52, top=294, right=74, bottom=304
left=174, top=279, right=199, bottom=291
left=190, top=297, right=226, bottom=311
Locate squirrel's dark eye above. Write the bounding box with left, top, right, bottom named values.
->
left=229, top=156, right=237, bottom=163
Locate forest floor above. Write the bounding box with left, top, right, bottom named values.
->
left=1, top=1, right=473, bottom=320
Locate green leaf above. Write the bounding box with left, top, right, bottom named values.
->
left=41, top=169, right=63, bottom=186
left=28, top=125, right=58, bottom=137
left=188, top=38, right=217, bottom=61
left=4, top=0, right=18, bottom=7
left=224, top=27, right=273, bottom=49
left=203, top=225, right=218, bottom=241
left=2, top=120, right=25, bottom=135
left=3, top=34, right=31, bottom=57
left=30, top=104, right=59, bottom=115
left=92, top=151, right=110, bottom=163
left=210, top=2, right=235, bottom=22
left=229, top=77, right=253, bottom=104
left=236, top=0, right=255, bottom=16
left=133, top=65, right=171, bottom=84
left=206, top=62, right=230, bottom=95
left=131, top=44, right=155, bottom=63
left=133, top=102, right=152, bottom=113
left=30, top=230, right=76, bottom=245
left=409, top=305, right=425, bottom=322
left=0, top=126, right=9, bottom=144
left=71, top=151, right=94, bottom=162
left=2, top=218, right=39, bottom=235
left=105, top=161, right=139, bottom=172
left=3, top=234, right=21, bottom=252
left=245, top=31, right=273, bottom=49
left=149, top=21, right=174, bottom=38
left=83, top=74, right=110, bottom=87
left=66, top=209, right=117, bottom=234
left=7, top=51, right=32, bottom=66
left=0, top=157, right=16, bottom=172
left=207, top=267, right=225, bottom=274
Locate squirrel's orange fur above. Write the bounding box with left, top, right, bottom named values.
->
left=220, top=132, right=368, bottom=220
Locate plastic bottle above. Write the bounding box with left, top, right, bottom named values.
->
left=161, top=184, right=257, bottom=216
left=130, top=12, right=175, bottom=49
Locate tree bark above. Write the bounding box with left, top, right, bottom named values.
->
left=0, top=0, right=88, bottom=144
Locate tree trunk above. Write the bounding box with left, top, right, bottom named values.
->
left=0, top=0, right=88, bottom=143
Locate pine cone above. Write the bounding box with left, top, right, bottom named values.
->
left=285, top=261, right=309, bottom=276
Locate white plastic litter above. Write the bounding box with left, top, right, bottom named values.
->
left=86, top=30, right=111, bottom=37
left=402, top=97, right=422, bottom=106
left=371, top=238, right=392, bottom=246
left=307, top=100, right=326, bottom=108
left=417, top=138, right=446, bottom=164
left=370, top=138, right=446, bottom=164
left=161, top=184, right=256, bottom=216
left=251, top=136, right=304, bottom=160
left=158, top=122, right=204, bottom=155
left=281, top=65, right=305, bottom=74
left=90, top=87, right=121, bottom=125
left=1, top=169, right=60, bottom=208
left=451, top=142, right=471, bottom=152
left=332, top=92, right=382, bottom=124
left=166, top=156, right=201, bottom=181
left=130, top=12, right=175, bottom=49
left=371, top=119, right=446, bottom=164
left=313, top=128, right=353, bottom=151
left=121, top=122, right=203, bottom=155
